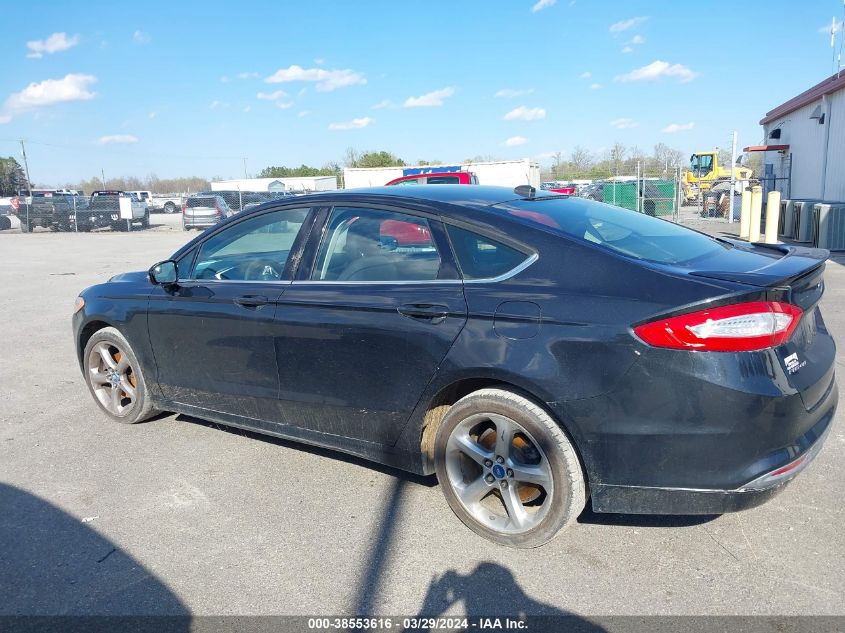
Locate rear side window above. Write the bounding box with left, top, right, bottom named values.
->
left=446, top=226, right=529, bottom=280
left=498, top=198, right=724, bottom=265
left=427, top=176, right=460, bottom=184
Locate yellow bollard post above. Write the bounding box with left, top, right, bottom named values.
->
left=739, top=188, right=752, bottom=239
left=764, top=191, right=781, bottom=244
left=749, top=186, right=762, bottom=242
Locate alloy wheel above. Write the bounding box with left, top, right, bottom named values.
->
left=444, top=412, right=554, bottom=534
left=87, top=342, right=138, bottom=417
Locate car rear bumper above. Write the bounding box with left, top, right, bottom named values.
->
left=183, top=216, right=218, bottom=228
left=588, top=408, right=833, bottom=514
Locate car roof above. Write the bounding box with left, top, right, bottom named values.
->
left=291, top=185, right=536, bottom=208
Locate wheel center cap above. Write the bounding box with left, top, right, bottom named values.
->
left=491, top=464, right=506, bottom=479
left=109, top=373, right=121, bottom=386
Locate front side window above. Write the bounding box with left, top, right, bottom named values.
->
left=312, top=207, right=442, bottom=282
left=189, top=208, right=309, bottom=281
left=446, top=226, right=530, bottom=280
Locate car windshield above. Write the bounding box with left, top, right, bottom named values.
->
left=497, top=197, right=725, bottom=265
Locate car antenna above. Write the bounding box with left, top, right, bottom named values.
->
left=514, top=185, right=536, bottom=199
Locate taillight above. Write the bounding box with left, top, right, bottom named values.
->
left=634, top=301, right=803, bottom=352
left=215, top=201, right=221, bottom=216
left=181, top=202, right=187, bottom=214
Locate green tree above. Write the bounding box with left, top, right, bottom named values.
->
left=354, top=150, right=405, bottom=168
left=0, top=156, right=29, bottom=196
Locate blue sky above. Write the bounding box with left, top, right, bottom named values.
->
left=0, top=0, right=843, bottom=183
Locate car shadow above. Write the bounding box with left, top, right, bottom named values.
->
left=577, top=505, right=718, bottom=528
left=174, top=413, right=438, bottom=488
left=0, top=482, right=190, bottom=618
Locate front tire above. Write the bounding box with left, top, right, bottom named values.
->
left=434, top=388, right=586, bottom=548
left=164, top=202, right=176, bottom=214
left=83, top=327, right=158, bottom=424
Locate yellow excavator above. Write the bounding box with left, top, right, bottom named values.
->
left=683, top=151, right=752, bottom=202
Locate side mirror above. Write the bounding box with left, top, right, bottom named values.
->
left=149, top=260, right=177, bottom=286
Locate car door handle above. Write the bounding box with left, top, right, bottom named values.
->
left=234, top=295, right=269, bottom=308
left=398, top=303, right=449, bottom=324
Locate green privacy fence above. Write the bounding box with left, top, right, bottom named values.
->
left=603, top=180, right=676, bottom=217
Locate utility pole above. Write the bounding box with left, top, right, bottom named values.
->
left=242, top=157, right=248, bottom=180
left=101, top=168, right=107, bottom=189
left=20, top=139, right=32, bottom=232
left=729, top=131, right=738, bottom=224
left=19, top=140, right=32, bottom=196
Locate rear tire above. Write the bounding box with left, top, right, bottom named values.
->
left=164, top=202, right=176, bottom=214
left=141, top=209, right=150, bottom=228
left=434, top=388, right=586, bottom=548
left=82, top=327, right=159, bottom=425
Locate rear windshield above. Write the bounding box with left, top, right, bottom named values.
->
left=187, top=197, right=216, bottom=208
left=497, top=197, right=724, bottom=265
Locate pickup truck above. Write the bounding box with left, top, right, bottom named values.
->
left=148, top=194, right=185, bottom=214
left=16, top=192, right=92, bottom=232
left=89, top=191, right=150, bottom=230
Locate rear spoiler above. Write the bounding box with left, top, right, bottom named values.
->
left=689, top=240, right=828, bottom=288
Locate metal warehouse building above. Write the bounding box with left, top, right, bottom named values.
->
left=756, top=72, right=845, bottom=202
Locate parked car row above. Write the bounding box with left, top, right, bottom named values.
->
left=14, top=190, right=150, bottom=232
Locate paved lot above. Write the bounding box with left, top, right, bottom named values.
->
left=1, top=216, right=843, bottom=618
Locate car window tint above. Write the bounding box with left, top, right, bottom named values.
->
left=446, top=226, right=529, bottom=280
left=498, top=198, right=724, bottom=265
left=187, top=197, right=217, bottom=208
left=391, top=178, right=423, bottom=186
left=189, top=208, right=309, bottom=281
left=427, top=176, right=460, bottom=184
left=312, top=207, right=442, bottom=282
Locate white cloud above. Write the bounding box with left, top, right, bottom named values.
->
left=148, top=111, right=156, bottom=119
left=133, top=30, right=150, bottom=44
left=504, top=136, right=529, bottom=147
left=615, top=60, right=698, bottom=83
left=621, top=46, right=634, bottom=54
left=662, top=121, right=695, bottom=133
left=256, top=90, right=288, bottom=101
left=314, top=57, right=325, bottom=65
left=1, top=73, right=96, bottom=122
left=504, top=105, right=546, bottom=121
left=298, top=110, right=311, bottom=117
left=590, top=83, right=601, bottom=90
left=243, top=105, right=252, bottom=113
left=630, top=34, right=645, bottom=45
left=98, top=134, right=138, bottom=145
left=531, top=0, right=556, bottom=13
left=328, top=117, right=374, bottom=130
left=26, top=32, right=79, bottom=58
left=219, top=75, right=230, bottom=83
left=610, top=118, right=638, bottom=129
left=265, top=65, right=366, bottom=91
left=209, top=100, right=230, bottom=109
left=610, top=16, right=648, bottom=33
left=579, top=71, right=591, bottom=79
left=238, top=71, right=259, bottom=79
left=404, top=87, right=455, bottom=107
left=275, top=101, right=294, bottom=109
left=819, top=19, right=843, bottom=34
left=371, top=99, right=393, bottom=109
left=495, top=88, right=534, bottom=98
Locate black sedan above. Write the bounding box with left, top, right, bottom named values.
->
left=73, top=185, right=837, bottom=548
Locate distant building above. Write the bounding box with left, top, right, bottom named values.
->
left=753, top=72, right=845, bottom=202
left=210, top=176, right=337, bottom=193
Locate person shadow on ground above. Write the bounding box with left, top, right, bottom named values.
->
left=410, top=561, right=606, bottom=633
